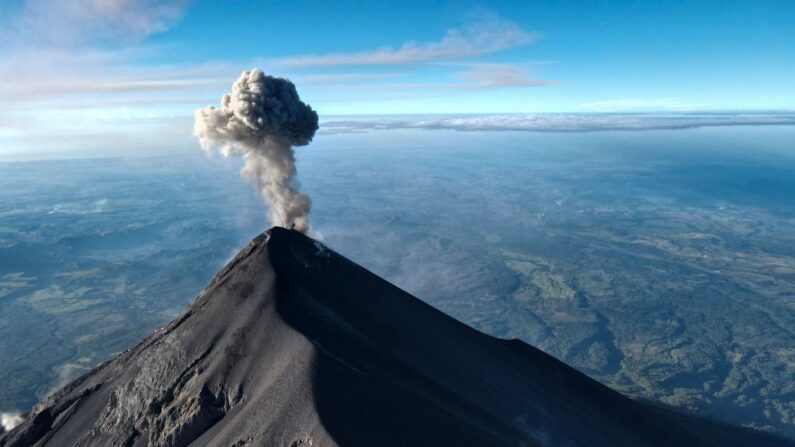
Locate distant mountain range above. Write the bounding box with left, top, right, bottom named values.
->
left=2, top=227, right=792, bottom=446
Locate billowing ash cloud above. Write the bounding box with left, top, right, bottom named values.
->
left=194, top=69, right=318, bottom=233
left=1, top=412, right=23, bottom=432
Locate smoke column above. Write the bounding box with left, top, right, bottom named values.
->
left=194, top=69, right=318, bottom=233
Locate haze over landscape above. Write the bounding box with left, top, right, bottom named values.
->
left=1, top=1, right=794, bottom=445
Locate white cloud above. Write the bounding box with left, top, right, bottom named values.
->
left=4, top=0, right=189, bottom=48
left=320, top=113, right=795, bottom=133
left=457, top=64, right=555, bottom=89
left=293, top=64, right=552, bottom=96
left=3, top=73, right=224, bottom=101
left=274, top=16, right=539, bottom=68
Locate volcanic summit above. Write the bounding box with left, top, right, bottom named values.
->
left=1, top=228, right=792, bottom=447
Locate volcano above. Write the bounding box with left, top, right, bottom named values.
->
left=1, top=228, right=792, bottom=447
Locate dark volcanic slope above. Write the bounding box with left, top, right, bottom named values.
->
left=2, top=228, right=792, bottom=447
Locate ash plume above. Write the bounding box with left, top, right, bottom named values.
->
left=194, top=69, right=318, bottom=233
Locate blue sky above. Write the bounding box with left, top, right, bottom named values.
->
left=156, top=0, right=795, bottom=113
left=0, top=0, right=794, bottom=158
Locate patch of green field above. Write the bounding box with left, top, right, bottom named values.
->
left=502, top=250, right=575, bottom=300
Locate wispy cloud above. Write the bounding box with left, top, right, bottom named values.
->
left=0, top=52, right=232, bottom=103
left=321, top=113, right=795, bottom=134
left=457, top=63, right=555, bottom=89
left=294, top=64, right=552, bottom=96
left=3, top=0, right=189, bottom=48
left=274, top=16, right=539, bottom=68
left=3, top=75, right=223, bottom=101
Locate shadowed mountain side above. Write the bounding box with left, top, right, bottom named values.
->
left=1, top=227, right=792, bottom=446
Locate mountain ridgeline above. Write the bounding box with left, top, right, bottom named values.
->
left=1, top=227, right=792, bottom=446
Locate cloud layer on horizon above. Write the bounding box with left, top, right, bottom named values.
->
left=320, top=113, right=795, bottom=134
